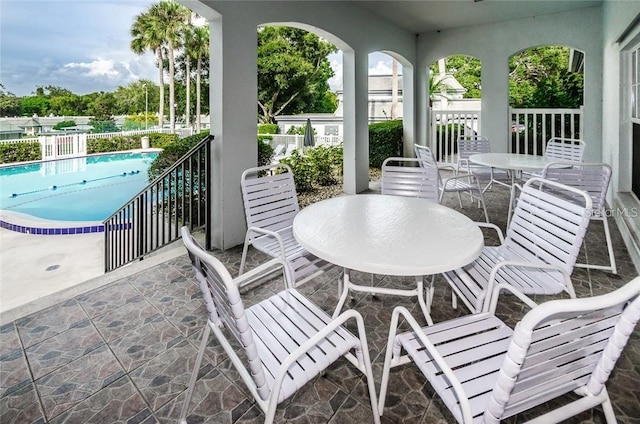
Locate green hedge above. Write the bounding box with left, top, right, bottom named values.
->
left=258, top=123, right=279, bottom=134
left=0, top=142, right=42, bottom=164
left=148, top=131, right=210, bottom=181
left=87, top=136, right=142, bottom=153
left=369, top=120, right=403, bottom=168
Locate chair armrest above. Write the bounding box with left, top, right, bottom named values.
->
left=475, top=222, right=505, bottom=244
left=383, top=307, right=474, bottom=423
left=486, top=282, right=539, bottom=314
left=246, top=226, right=287, bottom=257
left=234, top=257, right=292, bottom=288
left=482, top=260, right=572, bottom=313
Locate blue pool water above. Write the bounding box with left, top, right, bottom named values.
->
left=0, top=152, right=158, bottom=222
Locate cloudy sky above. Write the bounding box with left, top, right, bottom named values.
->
left=1, top=0, right=156, bottom=97
left=0, top=0, right=395, bottom=97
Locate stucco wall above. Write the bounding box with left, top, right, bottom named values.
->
left=417, top=6, right=604, bottom=160
left=180, top=0, right=417, bottom=248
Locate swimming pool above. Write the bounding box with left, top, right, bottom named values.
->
left=0, top=152, right=158, bottom=225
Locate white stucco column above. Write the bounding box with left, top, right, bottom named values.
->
left=481, top=52, right=510, bottom=152
left=402, top=64, right=416, bottom=157
left=209, top=14, right=258, bottom=249
left=342, top=49, right=370, bottom=194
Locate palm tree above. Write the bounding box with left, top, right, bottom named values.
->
left=188, top=25, right=209, bottom=133
left=149, top=1, right=190, bottom=133
left=131, top=10, right=166, bottom=129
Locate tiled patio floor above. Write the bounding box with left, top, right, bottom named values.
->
left=1, top=182, right=639, bottom=423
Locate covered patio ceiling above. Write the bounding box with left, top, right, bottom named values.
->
left=332, top=0, right=603, bottom=34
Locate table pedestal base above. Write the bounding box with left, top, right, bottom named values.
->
left=333, top=269, right=434, bottom=325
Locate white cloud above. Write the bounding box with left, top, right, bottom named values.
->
left=64, top=58, right=120, bottom=79
left=369, top=60, right=393, bottom=75
left=328, top=56, right=343, bottom=91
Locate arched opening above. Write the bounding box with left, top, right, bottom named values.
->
left=428, top=55, right=482, bottom=162
left=508, top=45, right=585, bottom=155
left=256, top=23, right=346, bottom=203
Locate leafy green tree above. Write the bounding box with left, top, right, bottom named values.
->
left=257, top=26, right=337, bottom=123
left=86, top=92, right=117, bottom=120
left=131, top=8, right=167, bottom=128
left=113, top=80, right=157, bottom=116
left=20, top=96, right=50, bottom=116
left=0, top=85, right=21, bottom=116
left=48, top=94, right=86, bottom=116
left=509, top=46, right=583, bottom=108
left=149, top=1, right=191, bottom=132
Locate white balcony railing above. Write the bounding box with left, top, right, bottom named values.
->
left=510, top=106, right=583, bottom=155
left=430, top=107, right=583, bottom=166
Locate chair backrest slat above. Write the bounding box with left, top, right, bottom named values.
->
left=485, top=277, right=640, bottom=417
left=381, top=157, right=439, bottom=202
left=505, top=178, right=591, bottom=274
left=457, top=135, right=491, bottom=161
left=241, top=165, right=300, bottom=236
left=542, top=163, right=611, bottom=212
left=485, top=279, right=640, bottom=422
left=181, top=227, right=270, bottom=400
left=544, top=138, right=585, bottom=162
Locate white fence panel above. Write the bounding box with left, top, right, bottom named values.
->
left=509, top=107, right=583, bottom=155
left=430, top=109, right=481, bottom=166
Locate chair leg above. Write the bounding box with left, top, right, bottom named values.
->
left=239, top=236, right=252, bottom=276
left=602, top=214, right=618, bottom=274
left=333, top=269, right=351, bottom=318
left=600, top=389, right=618, bottom=424
left=179, top=323, right=211, bottom=424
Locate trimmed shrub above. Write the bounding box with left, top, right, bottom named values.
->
left=279, top=150, right=316, bottom=193
left=149, top=133, right=179, bottom=148
left=258, top=123, right=279, bottom=134
left=258, top=138, right=274, bottom=168
left=87, top=136, right=141, bottom=153
left=0, top=142, right=41, bottom=164
left=306, top=145, right=340, bottom=186
left=369, top=120, right=403, bottom=168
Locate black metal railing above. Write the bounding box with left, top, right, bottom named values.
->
left=104, top=135, right=213, bottom=272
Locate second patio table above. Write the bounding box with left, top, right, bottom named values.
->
left=469, top=152, right=561, bottom=187
left=292, top=194, right=484, bottom=323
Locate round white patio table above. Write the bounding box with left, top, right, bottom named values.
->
left=469, top=152, right=562, bottom=186
left=292, top=194, right=484, bottom=323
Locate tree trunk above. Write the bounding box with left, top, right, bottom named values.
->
left=168, top=42, right=176, bottom=134
left=185, top=61, right=191, bottom=129
left=195, top=56, right=201, bottom=133
left=391, top=58, right=399, bottom=119
left=157, top=47, right=165, bottom=129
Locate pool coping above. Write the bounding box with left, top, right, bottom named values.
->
left=0, top=210, right=105, bottom=235
left=0, top=149, right=160, bottom=235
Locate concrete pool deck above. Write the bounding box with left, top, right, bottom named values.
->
left=0, top=227, right=186, bottom=325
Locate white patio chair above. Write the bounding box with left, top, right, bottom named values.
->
left=521, top=137, right=586, bottom=181
left=377, top=157, right=439, bottom=316
left=542, top=162, right=616, bottom=275
left=179, top=227, right=380, bottom=424
left=379, top=276, right=640, bottom=424
left=414, top=144, right=489, bottom=222
left=271, top=143, right=286, bottom=162
left=441, top=177, right=592, bottom=314
left=381, top=156, right=439, bottom=202
left=240, top=163, right=331, bottom=287
left=545, top=137, right=586, bottom=161
left=457, top=135, right=510, bottom=191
